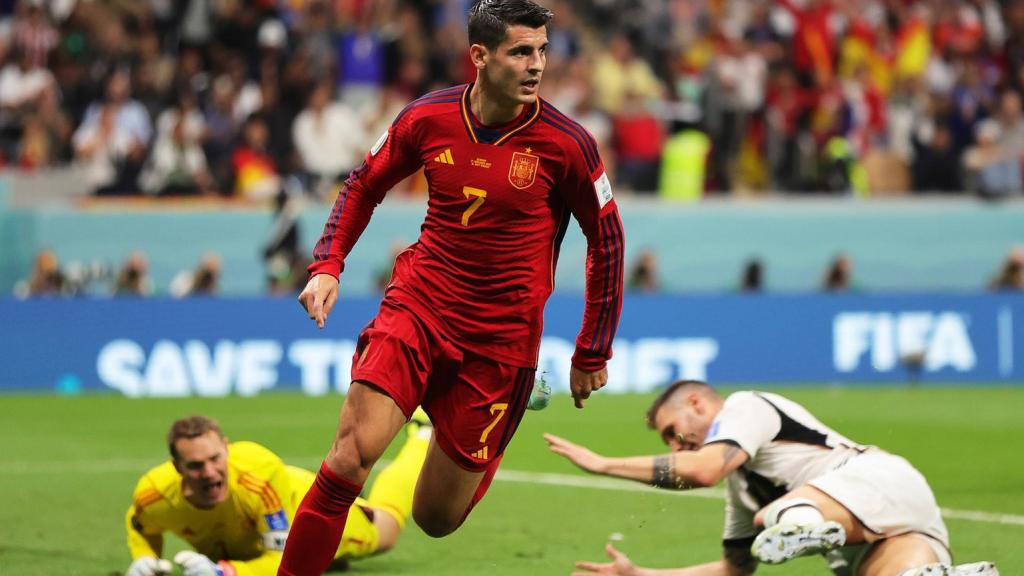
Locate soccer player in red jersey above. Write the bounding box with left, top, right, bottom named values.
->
left=279, top=1, right=624, bottom=573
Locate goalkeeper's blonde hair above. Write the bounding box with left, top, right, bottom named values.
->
left=168, top=415, right=225, bottom=460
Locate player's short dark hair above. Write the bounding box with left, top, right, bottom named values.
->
left=468, top=0, right=554, bottom=50
left=168, top=415, right=225, bottom=460
left=645, top=380, right=717, bottom=429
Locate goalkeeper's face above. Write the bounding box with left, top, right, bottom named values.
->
left=173, top=431, right=230, bottom=508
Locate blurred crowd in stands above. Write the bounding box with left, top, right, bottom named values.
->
left=1, top=0, right=1024, bottom=199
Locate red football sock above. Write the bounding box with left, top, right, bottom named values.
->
left=278, top=462, right=363, bottom=576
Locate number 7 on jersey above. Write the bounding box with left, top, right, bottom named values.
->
left=461, top=186, right=487, bottom=226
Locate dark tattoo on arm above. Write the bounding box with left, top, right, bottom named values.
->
left=651, top=454, right=680, bottom=489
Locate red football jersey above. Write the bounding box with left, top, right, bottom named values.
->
left=309, top=84, right=624, bottom=370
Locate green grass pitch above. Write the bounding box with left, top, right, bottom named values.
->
left=1, top=387, right=1021, bottom=575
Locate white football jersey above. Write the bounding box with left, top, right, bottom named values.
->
left=706, top=391, right=867, bottom=542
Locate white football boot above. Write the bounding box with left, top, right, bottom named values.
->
left=751, top=521, right=846, bottom=564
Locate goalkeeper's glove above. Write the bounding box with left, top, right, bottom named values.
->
left=174, top=551, right=226, bottom=576
left=126, top=556, right=173, bottom=576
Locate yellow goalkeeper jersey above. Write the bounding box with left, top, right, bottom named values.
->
left=126, top=441, right=376, bottom=576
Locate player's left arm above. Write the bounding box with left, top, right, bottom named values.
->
left=562, top=154, right=625, bottom=408
left=544, top=434, right=748, bottom=489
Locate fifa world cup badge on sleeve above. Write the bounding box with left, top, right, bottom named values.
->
left=594, top=171, right=613, bottom=208
left=265, top=510, right=289, bottom=531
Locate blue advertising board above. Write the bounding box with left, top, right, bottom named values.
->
left=1, top=294, right=1020, bottom=395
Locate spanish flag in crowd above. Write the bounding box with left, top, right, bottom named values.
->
left=895, top=17, right=931, bottom=79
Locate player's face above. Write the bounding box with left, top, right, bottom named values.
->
left=480, top=25, right=548, bottom=107
left=174, top=431, right=229, bottom=508
left=653, top=403, right=710, bottom=452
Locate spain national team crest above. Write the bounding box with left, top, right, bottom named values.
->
left=508, top=151, right=539, bottom=190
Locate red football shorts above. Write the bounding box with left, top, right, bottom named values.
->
left=350, top=299, right=535, bottom=472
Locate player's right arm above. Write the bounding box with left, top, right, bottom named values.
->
left=125, top=476, right=170, bottom=576
left=301, top=108, right=423, bottom=327
left=126, top=476, right=165, bottom=559
left=544, top=433, right=748, bottom=489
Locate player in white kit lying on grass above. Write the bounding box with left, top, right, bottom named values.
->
left=545, top=380, right=998, bottom=576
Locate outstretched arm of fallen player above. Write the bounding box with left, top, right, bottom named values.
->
left=543, top=435, right=748, bottom=489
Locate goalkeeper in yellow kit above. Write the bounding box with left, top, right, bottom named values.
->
left=124, top=414, right=430, bottom=576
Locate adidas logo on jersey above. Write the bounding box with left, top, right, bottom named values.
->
left=433, top=149, right=454, bottom=164
left=471, top=446, right=489, bottom=460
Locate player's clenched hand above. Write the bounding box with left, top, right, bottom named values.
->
left=573, top=544, right=641, bottom=576
left=125, top=556, right=173, bottom=576
left=297, top=273, right=339, bottom=329
left=544, top=433, right=608, bottom=475
left=173, top=551, right=222, bottom=576
left=570, top=365, right=608, bottom=409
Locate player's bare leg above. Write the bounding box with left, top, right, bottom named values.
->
left=411, top=436, right=486, bottom=537
left=857, top=534, right=941, bottom=575
left=325, top=382, right=408, bottom=481
left=279, top=382, right=407, bottom=576
left=754, top=485, right=870, bottom=541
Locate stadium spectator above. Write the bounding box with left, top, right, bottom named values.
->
left=988, top=246, right=1024, bottom=291
left=963, top=119, right=1023, bottom=198
left=995, top=90, right=1024, bottom=169
left=14, top=81, right=70, bottom=169
left=626, top=249, right=661, bottom=293
left=124, top=414, right=430, bottom=576
left=169, top=253, right=222, bottom=298
left=281, top=2, right=624, bottom=574
left=10, top=1, right=57, bottom=70
left=336, top=9, right=386, bottom=111
left=263, top=181, right=307, bottom=296
left=13, top=248, right=66, bottom=298
left=658, top=125, right=711, bottom=200
left=231, top=114, right=280, bottom=201
left=139, top=88, right=214, bottom=196
left=72, top=68, right=152, bottom=196
left=704, top=32, right=767, bottom=193
left=612, top=89, right=665, bottom=194
left=547, top=380, right=999, bottom=576
left=202, top=75, right=240, bottom=192
left=911, top=121, right=963, bottom=193
left=740, top=258, right=764, bottom=293
left=0, top=44, right=56, bottom=163
left=113, top=251, right=153, bottom=297
left=292, top=79, right=365, bottom=198
left=591, top=32, right=664, bottom=116
left=822, top=253, right=854, bottom=292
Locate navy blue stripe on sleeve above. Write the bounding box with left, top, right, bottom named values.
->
left=539, top=112, right=599, bottom=173
left=590, top=213, right=624, bottom=355
left=542, top=106, right=600, bottom=169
